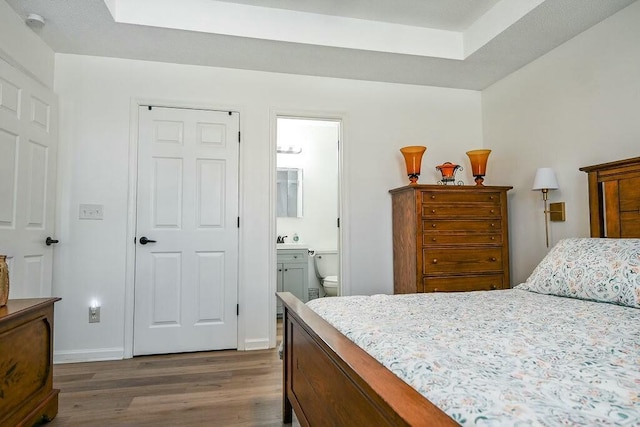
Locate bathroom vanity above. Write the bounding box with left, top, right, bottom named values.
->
left=276, top=248, right=309, bottom=315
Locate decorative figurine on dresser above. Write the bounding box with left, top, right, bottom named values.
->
left=390, top=185, right=512, bottom=293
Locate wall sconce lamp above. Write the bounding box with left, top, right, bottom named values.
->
left=532, top=167, right=566, bottom=247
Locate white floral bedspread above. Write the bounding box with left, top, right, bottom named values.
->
left=306, top=289, right=640, bottom=426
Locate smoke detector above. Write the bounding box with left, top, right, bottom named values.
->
left=25, top=13, right=45, bottom=29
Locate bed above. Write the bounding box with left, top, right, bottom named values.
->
left=276, top=159, right=640, bottom=426
left=277, top=239, right=640, bottom=425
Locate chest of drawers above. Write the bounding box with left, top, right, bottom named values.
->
left=0, top=298, right=60, bottom=426
left=390, top=185, right=512, bottom=293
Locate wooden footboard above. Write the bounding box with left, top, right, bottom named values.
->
left=277, top=292, right=456, bottom=427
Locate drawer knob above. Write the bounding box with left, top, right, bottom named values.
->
left=490, top=236, right=496, bottom=241
left=433, top=288, right=439, bottom=292
left=489, top=196, right=495, bottom=200
left=490, top=223, right=495, bottom=227
left=491, top=284, right=497, bottom=290
left=431, top=209, right=436, bottom=214
left=293, top=256, right=297, bottom=259
left=431, top=195, right=436, bottom=199
left=490, top=209, right=495, bottom=214
left=432, top=259, right=438, bottom=264
left=432, top=237, right=437, bottom=242
left=491, top=257, right=497, bottom=262
left=432, top=224, right=437, bottom=228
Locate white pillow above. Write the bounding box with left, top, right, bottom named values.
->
left=515, top=238, right=640, bottom=308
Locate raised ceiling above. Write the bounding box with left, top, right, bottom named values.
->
left=5, top=0, right=637, bottom=90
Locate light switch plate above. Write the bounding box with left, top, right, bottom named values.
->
left=79, top=204, right=104, bottom=220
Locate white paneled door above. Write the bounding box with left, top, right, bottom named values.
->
left=134, top=106, right=239, bottom=355
left=0, top=59, right=58, bottom=298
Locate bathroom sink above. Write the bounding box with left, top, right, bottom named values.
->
left=277, top=243, right=308, bottom=249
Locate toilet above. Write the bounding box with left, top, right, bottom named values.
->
left=313, top=250, right=339, bottom=296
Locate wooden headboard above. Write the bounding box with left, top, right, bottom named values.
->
left=580, top=157, right=640, bottom=238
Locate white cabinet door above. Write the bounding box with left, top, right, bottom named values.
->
left=277, top=249, right=308, bottom=303
left=0, top=59, right=58, bottom=298
left=283, top=263, right=307, bottom=301
left=134, top=106, right=239, bottom=355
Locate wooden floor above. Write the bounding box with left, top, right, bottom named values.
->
left=41, top=321, right=294, bottom=426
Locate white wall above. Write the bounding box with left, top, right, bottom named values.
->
left=52, top=53, right=482, bottom=360
left=482, top=0, right=640, bottom=285
left=276, top=119, right=339, bottom=251
left=11, top=0, right=638, bottom=362
left=0, top=0, right=55, bottom=89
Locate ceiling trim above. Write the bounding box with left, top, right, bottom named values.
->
left=105, top=0, right=549, bottom=60
left=5, top=0, right=637, bottom=90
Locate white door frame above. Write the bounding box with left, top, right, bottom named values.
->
left=124, top=98, right=245, bottom=358
left=268, top=108, right=350, bottom=348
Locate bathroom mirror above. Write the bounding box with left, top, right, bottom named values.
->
left=277, top=168, right=303, bottom=217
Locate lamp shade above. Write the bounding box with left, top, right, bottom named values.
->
left=532, top=167, right=559, bottom=190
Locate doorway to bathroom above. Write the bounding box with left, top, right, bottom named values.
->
left=275, top=116, right=341, bottom=317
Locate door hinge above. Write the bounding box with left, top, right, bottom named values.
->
left=236, top=304, right=239, bottom=316
left=237, top=217, right=240, bottom=228
left=238, top=131, right=241, bottom=143
left=148, top=106, right=152, bottom=110
left=134, top=237, right=137, bottom=244
left=337, top=218, right=340, bottom=228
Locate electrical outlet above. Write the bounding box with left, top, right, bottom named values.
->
left=79, top=204, right=104, bottom=220
left=89, top=306, right=101, bottom=323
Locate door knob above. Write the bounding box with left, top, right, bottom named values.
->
left=45, top=237, right=59, bottom=246
left=139, top=236, right=157, bottom=245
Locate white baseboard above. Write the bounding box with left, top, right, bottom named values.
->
left=54, top=341, right=273, bottom=363
left=54, top=347, right=124, bottom=364
left=243, top=338, right=271, bottom=351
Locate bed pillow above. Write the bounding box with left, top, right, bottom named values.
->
left=515, top=238, right=640, bottom=308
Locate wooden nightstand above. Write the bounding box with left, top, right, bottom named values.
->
left=390, top=185, right=512, bottom=294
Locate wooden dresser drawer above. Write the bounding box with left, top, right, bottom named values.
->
left=423, top=219, right=501, bottom=233
left=423, top=247, right=503, bottom=274
left=422, top=203, right=501, bottom=218
left=423, top=274, right=504, bottom=292
left=421, top=191, right=501, bottom=204
left=422, top=233, right=502, bottom=245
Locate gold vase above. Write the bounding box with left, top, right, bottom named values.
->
left=0, top=255, right=9, bottom=306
